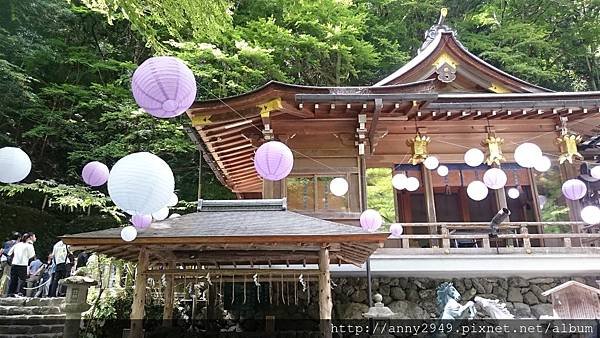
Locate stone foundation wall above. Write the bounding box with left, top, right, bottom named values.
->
left=333, top=276, right=599, bottom=319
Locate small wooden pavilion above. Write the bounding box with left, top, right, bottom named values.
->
left=541, top=281, right=600, bottom=319
left=62, top=199, right=389, bottom=337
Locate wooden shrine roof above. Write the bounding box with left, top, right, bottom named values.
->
left=541, top=281, right=600, bottom=297
left=185, top=13, right=600, bottom=193
left=62, top=199, right=389, bottom=266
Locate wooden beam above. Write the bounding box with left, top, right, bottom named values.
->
left=162, top=261, right=175, bottom=327
left=319, top=247, right=332, bottom=337
left=367, top=98, right=383, bottom=154
left=130, top=247, right=149, bottom=338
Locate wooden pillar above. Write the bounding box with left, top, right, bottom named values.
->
left=318, top=247, right=332, bottom=338
left=130, top=247, right=149, bottom=338
left=559, top=162, right=583, bottom=228
left=162, top=262, right=175, bottom=327
left=263, top=179, right=274, bottom=199
left=421, top=165, right=438, bottom=247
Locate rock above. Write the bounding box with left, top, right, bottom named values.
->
left=342, top=284, right=354, bottom=296
left=463, top=288, right=477, bottom=301
left=484, top=282, right=493, bottom=294
left=399, top=278, right=409, bottom=289
left=493, top=286, right=507, bottom=299
left=529, top=285, right=547, bottom=303
left=379, top=285, right=390, bottom=296
left=406, top=289, right=419, bottom=302
left=389, top=278, right=399, bottom=286
left=523, top=292, right=539, bottom=305
left=380, top=277, right=391, bottom=284
left=499, top=278, right=508, bottom=290
left=509, top=277, right=529, bottom=287
left=336, top=302, right=369, bottom=319
left=513, top=302, right=532, bottom=318
left=351, top=290, right=367, bottom=303
left=539, top=284, right=552, bottom=291
left=464, top=279, right=473, bottom=289
left=388, top=301, right=429, bottom=319
left=418, top=289, right=435, bottom=301
left=531, top=304, right=553, bottom=319
left=390, top=287, right=406, bottom=300
left=414, top=280, right=425, bottom=289
left=528, top=278, right=554, bottom=284
left=453, top=279, right=465, bottom=291
left=383, top=295, right=392, bottom=305
left=472, top=279, right=486, bottom=294
left=508, top=287, right=523, bottom=303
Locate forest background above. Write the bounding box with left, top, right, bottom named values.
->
left=1, top=0, right=598, bottom=254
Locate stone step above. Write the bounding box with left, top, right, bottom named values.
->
left=0, top=298, right=64, bottom=307
left=0, top=334, right=62, bottom=338
left=0, top=324, right=63, bottom=335
left=0, top=314, right=65, bottom=325
left=0, top=306, right=62, bottom=316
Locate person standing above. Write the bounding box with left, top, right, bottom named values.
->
left=48, top=239, right=70, bottom=297
left=7, top=233, right=36, bottom=297
left=25, top=256, right=44, bottom=297
left=0, top=232, right=21, bottom=295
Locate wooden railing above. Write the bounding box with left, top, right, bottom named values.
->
left=384, top=222, right=600, bottom=253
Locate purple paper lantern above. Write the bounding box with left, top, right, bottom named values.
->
left=390, top=223, right=403, bottom=238
left=131, top=214, right=152, bottom=230
left=82, top=161, right=110, bottom=187
left=360, top=209, right=383, bottom=232
left=254, top=141, right=294, bottom=181
left=131, top=56, right=197, bottom=118
left=562, top=179, right=587, bottom=200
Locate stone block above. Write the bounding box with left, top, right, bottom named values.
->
left=509, top=277, right=529, bottom=287
left=390, top=287, right=405, bottom=300
left=336, top=302, right=369, bottom=319
left=471, top=279, right=486, bottom=294
left=388, top=301, right=429, bottom=319
left=507, top=287, right=523, bottom=303
left=531, top=304, right=553, bottom=319
left=398, top=278, right=409, bottom=289
left=418, top=289, right=435, bottom=301
left=528, top=278, right=554, bottom=284
left=523, top=291, right=539, bottom=305
left=512, top=302, right=532, bottom=318
left=529, top=285, right=547, bottom=303
left=539, top=284, right=552, bottom=291
left=463, top=288, right=477, bottom=301
left=464, top=279, right=473, bottom=289
left=382, top=295, right=392, bottom=305
left=350, top=290, right=367, bottom=303
left=389, top=278, right=399, bottom=286
left=379, top=284, right=390, bottom=296
left=406, top=289, right=419, bottom=302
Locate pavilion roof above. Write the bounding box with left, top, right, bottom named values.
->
left=62, top=199, right=389, bottom=266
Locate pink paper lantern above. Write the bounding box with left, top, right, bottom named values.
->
left=131, top=214, right=152, bottom=230
left=360, top=209, right=383, bottom=232
left=390, top=223, right=403, bottom=238
left=82, top=161, right=110, bottom=187
left=131, top=56, right=197, bottom=118
left=483, top=168, right=507, bottom=190
left=562, top=179, right=587, bottom=200
left=254, top=141, right=294, bottom=181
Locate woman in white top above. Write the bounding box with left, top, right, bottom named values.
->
left=7, top=233, right=36, bottom=297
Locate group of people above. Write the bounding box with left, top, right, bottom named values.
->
left=0, top=232, right=88, bottom=298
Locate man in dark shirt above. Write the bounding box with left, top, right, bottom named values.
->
left=0, top=232, right=20, bottom=296
left=75, top=251, right=89, bottom=270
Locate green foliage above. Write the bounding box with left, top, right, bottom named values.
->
left=366, top=168, right=395, bottom=223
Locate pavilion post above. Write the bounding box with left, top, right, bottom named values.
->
left=130, top=247, right=149, bottom=338
left=318, top=246, right=332, bottom=338
left=421, top=164, right=438, bottom=246
left=162, top=261, right=175, bottom=327
left=560, top=162, right=583, bottom=246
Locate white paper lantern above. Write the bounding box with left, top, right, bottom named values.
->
left=152, top=207, right=169, bottom=221
left=507, top=187, right=520, bottom=199
left=405, top=177, right=420, bottom=192
left=534, top=156, right=551, bottom=172
left=423, top=156, right=439, bottom=170
left=561, top=179, right=587, bottom=200
left=483, top=168, right=507, bottom=189
left=167, top=193, right=178, bottom=207
left=390, top=223, right=403, bottom=238
left=0, top=147, right=32, bottom=183
left=436, top=165, right=449, bottom=177
left=120, top=226, right=137, bottom=242
left=591, top=166, right=600, bottom=179
left=392, top=174, right=407, bottom=190
left=581, top=205, right=600, bottom=225
left=108, top=152, right=175, bottom=215
left=169, top=213, right=181, bottom=219
left=467, top=181, right=488, bottom=201
left=329, top=177, right=349, bottom=196
left=538, top=195, right=547, bottom=209
left=464, top=148, right=484, bottom=167
left=514, top=143, right=543, bottom=168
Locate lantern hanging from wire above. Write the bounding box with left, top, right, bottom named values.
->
left=591, top=166, right=600, bottom=179
left=481, top=131, right=505, bottom=166
left=534, top=156, right=552, bottom=173
left=131, top=214, right=152, bottom=230
left=329, top=177, right=349, bottom=196
left=82, top=161, right=110, bottom=187
left=467, top=180, right=488, bottom=201
left=405, top=177, right=420, bottom=192
left=464, top=148, right=484, bottom=167
left=131, top=56, right=197, bottom=118
left=423, top=156, right=439, bottom=170
left=483, top=168, right=507, bottom=189
left=561, top=179, right=587, bottom=200
left=392, top=173, right=407, bottom=190
left=121, top=226, right=137, bottom=242
left=407, top=134, right=431, bottom=165
left=390, top=224, right=403, bottom=238
left=507, top=187, right=520, bottom=199
left=581, top=205, right=600, bottom=225
left=0, top=147, right=32, bottom=184
left=514, top=143, right=543, bottom=168
left=437, top=165, right=449, bottom=177
left=254, top=141, right=294, bottom=181
left=360, top=209, right=383, bottom=232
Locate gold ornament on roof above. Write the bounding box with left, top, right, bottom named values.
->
left=407, top=134, right=431, bottom=165
left=481, top=132, right=505, bottom=166
left=557, top=133, right=583, bottom=164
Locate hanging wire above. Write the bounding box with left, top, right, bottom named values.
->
left=231, top=273, right=235, bottom=305
left=243, top=274, right=247, bottom=304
